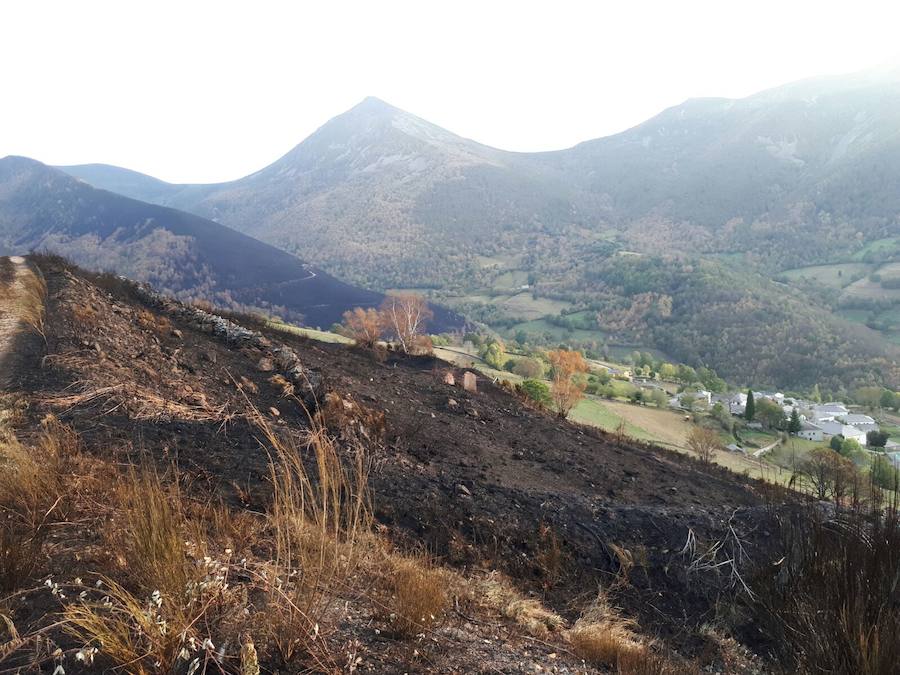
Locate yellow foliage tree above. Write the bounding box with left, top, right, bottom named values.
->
left=548, top=349, right=588, bottom=418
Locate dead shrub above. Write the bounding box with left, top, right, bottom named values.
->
left=316, top=392, right=386, bottom=444
left=380, top=555, right=451, bottom=637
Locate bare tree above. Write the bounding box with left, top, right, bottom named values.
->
left=686, top=426, right=720, bottom=463
left=798, top=448, right=856, bottom=502
left=380, top=294, right=433, bottom=354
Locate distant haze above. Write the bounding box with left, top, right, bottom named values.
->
left=2, top=0, right=899, bottom=182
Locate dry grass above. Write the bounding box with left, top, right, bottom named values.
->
left=0, top=423, right=71, bottom=591
left=14, top=264, right=47, bottom=339
left=136, top=308, right=172, bottom=336
left=254, top=409, right=372, bottom=669
left=479, top=574, right=565, bottom=637
left=66, top=469, right=237, bottom=673
left=567, top=592, right=688, bottom=674
left=379, top=554, right=451, bottom=637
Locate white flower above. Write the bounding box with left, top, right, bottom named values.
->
left=75, top=647, right=98, bottom=664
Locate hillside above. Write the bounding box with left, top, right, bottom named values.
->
left=0, top=255, right=781, bottom=673
left=59, top=69, right=900, bottom=390
left=0, top=156, right=438, bottom=330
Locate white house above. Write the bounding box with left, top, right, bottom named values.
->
left=811, top=403, right=850, bottom=423
left=817, top=420, right=867, bottom=445
left=796, top=421, right=824, bottom=442
left=838, top=414, right=879, bottom=433
left=728, top=392, right=748, bottom=415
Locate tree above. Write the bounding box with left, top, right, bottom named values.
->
left=870, top=456, right=900, bottom=491
left=547, top=349, right=588, bottom=418
left=855, top=386, right=883, bottom=409
left=745, top=389, right=755, bottom=421
left=810, top=383, right=822, bottom=403
left=867, top=430, right=889, bottom=448
left=380, top=293, right=433, bottom=354
left=788, top=408, right=802, bottom=434
left=341, top=307, right=383, bottom=348
left=879, top=388, right=897, bottom=411
left=480, top=340, right=506, bottom=369
left=680, top=393, right=697, bottom=411
left=830, top=435, right=844, bottom=452
left=840, top=437, right=862, bottom=457
left=710, top=401, right=734, bottom=432
left=686, top=426, right=721, bottom=463
left=650, top=388, right=669, bottom=408
left=519, top=379, right=551, bottom=408
left=756, top=398, right=787, bottom=430
left=798, top=448, right=856, bottom=501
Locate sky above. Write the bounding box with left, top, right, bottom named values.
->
left=2, top=0, right=899, bottom=183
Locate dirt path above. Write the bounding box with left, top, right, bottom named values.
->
left=0, top=256, right=31, bottom=390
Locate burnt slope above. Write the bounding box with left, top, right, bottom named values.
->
left=1, top=156, right=457, bottom=331
left=14, top=257, right=775, bottom=658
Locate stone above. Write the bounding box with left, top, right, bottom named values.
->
left=448, top=398, right=458, bottom=408
left=171, top=329, right=183, bottom=339
left=257, top=357, right=274, bottom=372
left=463, top=372, right=477, bottom=393
left=443, top=372, right=455, bottom=386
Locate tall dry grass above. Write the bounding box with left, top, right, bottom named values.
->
left=252, top=408, right=372, bottom=668
left=0, top=422, right=71, bottom=591
left=13, top=264, right=47, bottom=340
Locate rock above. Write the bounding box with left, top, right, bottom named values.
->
left=457, top=484, right=472, bottom=496
left=257, top=357, right=274, bottom=372
left=171, top=329, right=183, bottom=339
left=463, top=372, right=477, bottom=393
left=443, top=372, right=455, bottom=386
left=448, top=398, right=458, bottom=409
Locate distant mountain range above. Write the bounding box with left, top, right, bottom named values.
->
left=36, top=67, right=900, bottom=389
left=0, top=156, right=394, bottom=329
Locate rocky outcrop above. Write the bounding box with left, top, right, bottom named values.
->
left=131, top=282, right=325, bottom=408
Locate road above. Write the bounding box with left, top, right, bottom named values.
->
left=752, top=439, right=781, bottom=458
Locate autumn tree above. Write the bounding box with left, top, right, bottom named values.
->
left=341, top=307, right=383, bottom=348
left=686, top=426, right=720, bottom=463
left=380, top=293, right=433, bottom=354
left=547, top=349, right=588, bottom=418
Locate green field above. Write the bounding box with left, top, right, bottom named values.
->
left=850, top=237, right=900, bottom=262
left=782, top=262, right=870, bottom=288
left=267, top=321, right=353, bottom=344
left=568, top=397, right=658, bottom=442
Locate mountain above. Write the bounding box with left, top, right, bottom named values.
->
left=59, top=70, right=900, bottom=391
left=0, top=156, right=402, bottom=329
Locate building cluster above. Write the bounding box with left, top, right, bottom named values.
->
left=720, top=392, right=897, bottom=451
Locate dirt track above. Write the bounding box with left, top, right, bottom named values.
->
left=0, top=256, right=29, bottom=390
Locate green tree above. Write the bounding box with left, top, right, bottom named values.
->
left=756, top=398, right=787, bottom=430
left=745, top=389, right=755, bottom=421
left=866, top=430, right=889, bottom=448
left=650, top=388, right=669, bottom=408
left=512, top=357, right=544, bottom=379
left=830, top=435, right=844, bottom=452
left=810, top=383, right=822, bottom=403
left=870, top=456, right=900, bottom=490
left=879, top=388, right=896, bottom=410
left=840, top=437, right=862, bottom=457
left=519, top=379, right=551, bottom=407
left=788, top=408, right=802, bottom=434
left=480, top=340, right=506, bottom=369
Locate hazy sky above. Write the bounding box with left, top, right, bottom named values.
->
left=2, top=0, right=899, bottom=183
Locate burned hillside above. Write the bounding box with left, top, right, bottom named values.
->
left=0, top=256, right=804, bottom=673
